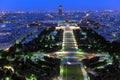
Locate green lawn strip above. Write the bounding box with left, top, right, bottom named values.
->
left=63, top=64, right=84, bottom=80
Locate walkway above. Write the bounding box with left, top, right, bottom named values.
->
left=59, top=26, right=88, bottom=80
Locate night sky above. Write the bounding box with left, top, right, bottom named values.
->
left=0, top=0, right=120, bottom=11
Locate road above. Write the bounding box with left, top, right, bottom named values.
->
left=58, top=26, right=88, bottom=80
left=50, top=26, right=95, bottom=80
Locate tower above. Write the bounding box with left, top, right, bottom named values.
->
left=58, top=5, right=62, bottom=15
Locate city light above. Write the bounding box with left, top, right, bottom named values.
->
left=0, top=1, right=120, bottom=80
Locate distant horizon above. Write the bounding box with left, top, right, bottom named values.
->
left=0, top=0, right=120, bottom=11
left=0, top=9, right=120, bottom=12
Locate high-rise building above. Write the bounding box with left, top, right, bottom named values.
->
left=58, top=5, right=62, bottom=15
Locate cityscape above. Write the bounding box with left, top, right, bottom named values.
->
left=0, top=0, right=120, bottom=80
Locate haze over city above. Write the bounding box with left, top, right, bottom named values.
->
left=0, top=0, right=120, bottom=11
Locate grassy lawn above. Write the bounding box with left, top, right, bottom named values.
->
left=62, top=64, right=84, bottom=80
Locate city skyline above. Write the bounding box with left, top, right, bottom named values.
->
left=0, top=1, right=120, bottom=80
left=0, top=0, right=120, bottom=11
